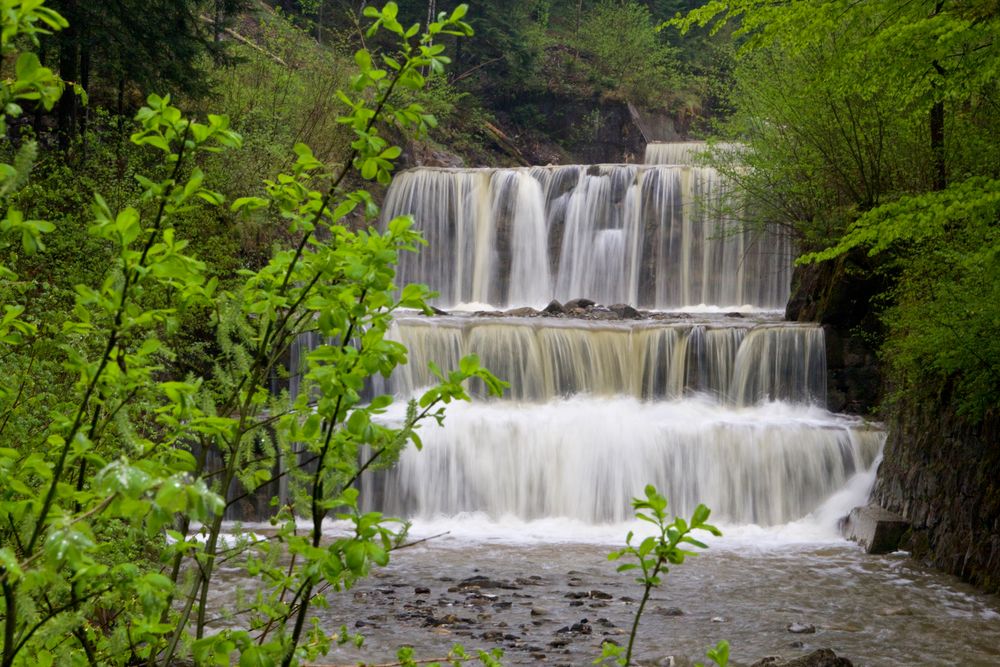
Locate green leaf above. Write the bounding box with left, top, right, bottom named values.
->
left=14, top=52, right=40, bottom=80
left=239, top=646, right=275, bottom=667
left=692, top=503, right=711, bottom=526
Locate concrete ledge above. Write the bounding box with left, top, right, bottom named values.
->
left=842, top=504, right=909, bottom=554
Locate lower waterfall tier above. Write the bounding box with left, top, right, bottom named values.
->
left=363, top=397, right=883, bottom=527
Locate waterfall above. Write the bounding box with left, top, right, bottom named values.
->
left=277, top=144, right=886, bottom=535
left=379, top=316, right=825, bottom=406
left=350, top=313, right=880, bottom=528
left=363, top=398, right=882, bottom=527
left=384, top=165, right=794, bottom=311
left=644, top=141, right=745, bottom=165
left=645, top=141, right=710, bottom=165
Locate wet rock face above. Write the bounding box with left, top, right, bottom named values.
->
left=873, top=397, right=1000, bottom=594
left=784, top=253, right=884, bottom=415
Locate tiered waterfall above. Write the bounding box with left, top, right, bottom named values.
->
left=298, top=142, right=883, bottom=529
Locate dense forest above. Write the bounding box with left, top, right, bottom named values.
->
left=0, top=0, right=998, bottom=665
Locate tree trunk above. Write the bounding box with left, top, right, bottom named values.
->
left=78, top=26, right=90, bottom=152
left=56, top=28, right=79, bottom=150
left=930, top=62, right=946, bottom=191
left=930, top=1, right=946, bottom=191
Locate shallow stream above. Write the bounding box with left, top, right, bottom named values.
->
left=214, top=515, right=1000, bottom=666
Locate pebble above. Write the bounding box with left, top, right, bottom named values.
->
left=787, top=622, right=817, bottom=634
left=656, top=606, right=685, bottom=616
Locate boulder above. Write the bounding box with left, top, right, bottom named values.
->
left=564, top=297, right=596, bottom=311
left=842, top=504, right=909, bottom=554
left=542, top=299, right=566, bottom=315
left=751, top=649, right=853, bottom=667
left=587, top=307, right=620, bottom=320
left=609, top=303, right=642, bottom=319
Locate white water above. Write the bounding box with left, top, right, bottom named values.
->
left=363, top=397, right=881, bottom=530
left=644, top=140, right=744, bottom=166
left=376, top=316, right=826, bottom=405
left=383, top=165, right=794, bottom=310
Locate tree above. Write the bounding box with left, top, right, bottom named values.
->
left=573, top=0, right=681, bottom=107
left=671, top=0, right=1000, bottom=421
left=673, top=0, right=1000, bottom=214
left=44, top=0, right=252, bottom=143
left=0, top=3, right=509, bottom=666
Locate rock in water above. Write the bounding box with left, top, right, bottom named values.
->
left=564, top=297, right=596, bottom=311
left=609, top=303, right=642, bottom=319
left=786, top=622, right=817, bottom=634
left=842, top=504, right=909, bottom=554
left=503, top=306, right=539, bottom=318
left=751, top=649, right=854, bottom=667
left=542, top=300, right=566, bottom=315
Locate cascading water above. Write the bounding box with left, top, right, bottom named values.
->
left=644, top=140, right=744, bottom=165
left=300, top=143, right=883, bottom=534
left=356, top=315, right=879, bottom=526
left=384, top=163, right=794, bottom=310
left=375, top=317, right=827, bottom=405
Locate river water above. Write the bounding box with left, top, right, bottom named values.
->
left=217, top=514, right=1000, bottom=666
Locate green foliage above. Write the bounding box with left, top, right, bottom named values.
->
left=573, top=1, right=681, bottom=107
left=0, top=4, right=511, bottom=666
left=395, top=643, right=504, bottom=667
left=671, top=0, right=1000, bottom=425
left=802, top=178, right=1000, bottom=422
left=598, top=485, right=725, bottom=667
left=670, top=0, right=1000, bottom=237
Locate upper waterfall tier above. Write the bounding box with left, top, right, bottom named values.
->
left=644, top=141, right=745, bottom=165
left=382, top=165, right=794, bottom=311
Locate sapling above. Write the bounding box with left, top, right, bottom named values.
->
left=598, top=485, right=728, bottom=667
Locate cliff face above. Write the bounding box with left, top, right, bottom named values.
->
left=789, top=253, right=1000, bottom=593
left=785, top=252, right=884, bottom=415
left=874, top=399, right=1000, bottom=593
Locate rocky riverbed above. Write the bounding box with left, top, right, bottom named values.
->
left=211, top=533, right=1000, bottom=666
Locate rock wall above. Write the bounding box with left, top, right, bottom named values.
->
left=532, top=94, right=648, bottom=164
left=790, top=253, right=1000, bottom=593
left=873, top=398, right=1000, bottom=593
left=490, top=93, right=669, bottom=165
left=785, top=252, right=884, bottom=414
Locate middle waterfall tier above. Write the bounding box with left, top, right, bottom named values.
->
left=359, top=315, right=827, bottom=406
left=383, top=165, right=794, bottom=311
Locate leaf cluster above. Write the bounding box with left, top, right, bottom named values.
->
left=0, top=4, right=506, bottom=667
left=599, top=485, right=724, bottom=667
